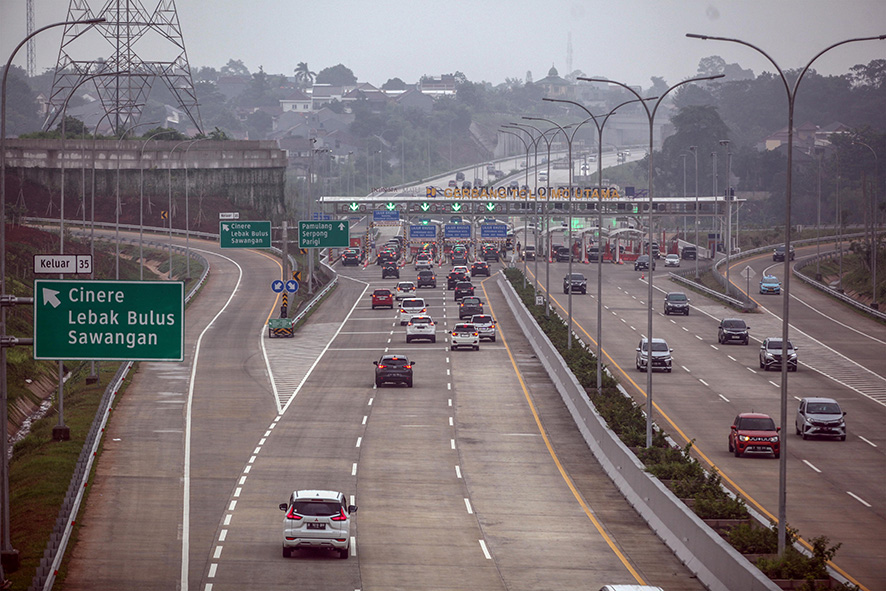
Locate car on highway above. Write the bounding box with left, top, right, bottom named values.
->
left=634, top=255, right=655, bottom=271
left=681, top=245, right=697, bottom=260
left=451, top=265, right=469, bottom=276
left=450, top=322, right=480, bottom=351
left=416, top=269, right=437, bottom=288
left=371, top=289, right=394, bottom=309
left=759, top=274, right=781, bottom=295
left=729, top=413, right=780, bottom=458
left=481, top=244, right=499, bottom=261
left=522, top=245, right=536, bottom=261
left=454, top=281, right=475, bottom=301
left=451, top=251, right=468, bottom=266
left=663, top=292, right=690, bottom=315
left=398, top=298, right=427, bottom=325
left=373, top=354, right=414, bottom=387
left=470, top=314, right=496, bottom=341
left=718, top=318, right=750, bottom=345
left=563, top=273, right=588, bottom=294
left=405, top=315, right=436, bottom=343
left=772, top=244, right=795, bottom=261
left=636, top=337, right=673, bottom=372
left=382, top=262, right=399, bottom=279
left=471, top=261, right=490, bottom=277
left=664, top=253, right=681, bottom=267
left=447, top=270, right=468, bottom=289
left=795, top=397, right=846, bottom=441
left=552, top=245, right=572, bottom=262
left=279, top=489, right=357, bottom=559
left=586, top=246, right=601, bottom=262
left=458, top=296, right=484, bottom=319
left=415, top=255, right=433, bottom=271
left=759, top=337, right=798, bottom=372
left=341, top=250, right=361, bottom=266
left=394, top=281, right=416, bottom=300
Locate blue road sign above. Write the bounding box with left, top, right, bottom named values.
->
left=444, top=224, right=471, bottom=239
left=285, top=280, right=299, bottom=293
left=480, top=223, right=508, bottom=239
left=409, top=225, right=437, bottom=239
left=271, top=280, right=285, bottom=293
left=373, top=210, right=400, bottom=222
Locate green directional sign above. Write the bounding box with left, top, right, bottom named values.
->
left=298, top=220, right=350, bottom=248
left=420, top=202, right=431, bottom=212
left=219, top=220, right=271, bottom=248
left=451, top=202, right=462, bottom=213
left=34, top=280, right=184, bottom=361
left=385, top=202, right=396, bottom=211
left=485, top=202, right=496, bottom=212
left=349, top=202, right=360, bottom=211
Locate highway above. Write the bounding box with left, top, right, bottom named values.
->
left=61, top=231, right=705, bottom=591
left=518, top=241, right=885, bottom=590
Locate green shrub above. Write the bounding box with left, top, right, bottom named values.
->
left=693, top=490, right=749, bottom=519
left=727, top=522, right=800, bottom=554
left=756, top=536, right=840, bottom=581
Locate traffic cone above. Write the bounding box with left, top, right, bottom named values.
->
left=641, top=273, right=645, bottom=280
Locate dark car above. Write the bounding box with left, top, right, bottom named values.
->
left=718, top=318, right=749, bottom=345
left=458, top=296, right=484, bottom=319
left=454, top=281, right=475, bottom=301
left=374, top=354, right=414, bottom=388
left=522, top=245, right=536, bottom=261
left=447, top=271, right=468, bottom=289
left=681, top=245, right=697, bottom=260
left=552, top=245, right=571, bottom=262
left=471, top=261, right=490, bottom=277
left=382, top=263, right=399, bottom=279
left=634, top=255, right=655, bottom=271
left=416, top=269, right=436, bottom=288
left=451, top=252, right=468, bottom=266
left=586, top=247, right=601, bottom=262
left=663, top=292, right=690, bottom=315
left=729, top=413, right=780, bottom=458
left=341, top=251, right=361, bottom=266
left=563, top=273, right=587, bottom=294
left=772, top=244, right=795, bottom=262
left=370, top=289, right=394, bottom=310
left=481, top=245, right=499, bottom=261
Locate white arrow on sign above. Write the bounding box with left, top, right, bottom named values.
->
left=338, top=222, right=346, bottom=231
left=221, top=223, right=229, bottom=232
left=43, top=288, right=61, bottom=308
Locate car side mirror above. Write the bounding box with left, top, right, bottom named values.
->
left=794, top=347, right=799, bottom=351
left=746, top=327, right=751, bottom=330
left=373, top=361, right=378, bottom=366
left=843, top=411, right=847, bottom=416
left=348, top=505, right=358, bottom=513
left=411, top=360, right=416, bottom=364
left=776, top=427, right=781, bottom=432
left=669, top=348, right=673, bottom=352
left=635, top=348, right=641, bottom=352
left=279, top=503, right=288, bottom=511
left=730, top=425, right=737, bottom=431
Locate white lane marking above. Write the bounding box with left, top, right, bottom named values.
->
left=259, top=438, right=266, bottom=445
left=446, top=357, right=450, bottom=363
left=769, top=381, right=779, bottom=387
left=264, top=430, right=271, bottom=437
left=351, top=463, right=358, bottom=476
left=682, top=326, right=689, bottom=332
left=682, top=365, right=691, bottom=373
left=621, top=318, right=626, bottom=323
left=802, top=460, right=822, bottom=473
left=362, top=415, right=368, bottom=425
left=234, top=487, right=241, bottom=498
left=847, top=491, right=872, bottom=507
left=208, top=564, right=217, bottom=578
left=448, top=383, right=451, bottom=390
left=368, top=397, right=374, bottom=406
left=670, top=319, right=676, bottom=324
left=728, top=355, right=737, bottom=362
left=699, top=379, right=709, bottom=387
left=451, top=439, right=456, bottom=449
left=356, top=437, right=362, bottom=448
left=455, top=465, right=462, bottom=478
left=252, top=447, right=261, bottom=455
left=350, top=495, right=355, bottom=506
left=449, top=416, right=454, bottom=426
left=350, top=536, right=357, bottom=557
left=447, top=368, right=451, bottom=375
left=792, top=291, right=886, bottom=345
left=228, top=500, right=236, bottom=511
left=747, top=367, right=757, bottom=374
left=182, top=250, right=243, bottom=591
left=204, top=584, right=212, bottom=591
left=696, top=335, right=704, bottom=340
left=219, top=530, right=227, bottom=542
left=464, top=498, right=473, bottom=514
left=448, top=398, right=452, bottom=407
left=238, top=476, right=246, bottom=485
left=479, top=539, right=492, bottom=559
left=244, top=465, right=251, bottom=473
left=223, top=514, right=231, bottom=526
left=630, top=326, right=636, bottom=331
left=858, top=435, right=877, bottom=447
left=719, top=394, right=730, bottom=403
left=213, top=546, right=222, bottom=559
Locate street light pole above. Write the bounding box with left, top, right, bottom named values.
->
left=140, top=130, right=177, bottom=280
left=689, top=146, right=699, bottom=279
left=687, top=29, right=885, bottom=555
left=500, top=127, right=532, bottom=289
left=580, top=73, right=725, bottom=448
left=720, top=140, right=732, bottom=293
left=853, top=139, right=879, bottom=309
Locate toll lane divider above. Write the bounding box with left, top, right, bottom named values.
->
left=498, top=275, right=780, bottom=591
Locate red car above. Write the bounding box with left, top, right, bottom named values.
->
left=729, top=413, right=780, bottom=458
left=371, top=289, right=394, bottom=309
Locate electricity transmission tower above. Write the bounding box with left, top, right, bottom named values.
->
left=43, top=0, right=203, bottom=134
left=27, top=0, right=36, bottom=77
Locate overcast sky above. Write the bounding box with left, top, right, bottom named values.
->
left=2, top=0, right=884, bottom=89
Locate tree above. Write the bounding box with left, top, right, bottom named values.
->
left=316, top=64, right=357, bottom=86
left=648, top=76, right=670, bottom=98
left=382, top=77, right=407, bottom=91
left=246, top=110, right=273, bottom=139
left=220, top=59, right=250, bottom=77
left=0, top=65, right=41, bottom=135
left=294, top=62, right=316, bottom=88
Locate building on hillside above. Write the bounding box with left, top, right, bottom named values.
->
left=534, top=65, right=572, bottom=98
left=759, top=121, right=850, bottom=155
left=280, top=88, right=312, bottom=113
left=395, top=86, right=434, bottom=112
left=341, top=83, right=390, bottom=112
left=419, top=74, right=457, bottom=97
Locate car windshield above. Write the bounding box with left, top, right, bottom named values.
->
left=641, top=341, right=669, bottom=352
left=763, top=276, right=778, bottom=283
left=472, top=316, right=492, bottom=323
left=723, top=320, right=745, bottom=329
left=454, top=325, right=475, bottom=333
left=291, top=501, right=340, bottom=517
left=568, top=274, right=584, bottom=280
left=767, top=340, right=794, bottom=350
left=381, top=357, right=409, bottom=367
left=738, top=417, right=776, bottom=431
left=807, top=402, right=841, bottom=414
left=411, top=318, right=432, bottom=325
left=403, top=299, right=423, bottom=307
left=638, top=255, right=649, bottom=261
left=667, top=294, right=687, bottom=301
left=373, top=290, right=390, bottom=296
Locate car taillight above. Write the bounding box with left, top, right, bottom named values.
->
left=472, top=332, right=478, bottom=336
left=286, top=508, right=303, bottom=520
left=377, top=364, right=387, bottom=369
left=400, top=309, right=405, bottom=313
left=421, top=308, right=427, bottom=313
left=404, top=364, right=412, bottom=369
left=407, top=322, right=413, bottom=326
left=331, top=507, right=347, bottom=521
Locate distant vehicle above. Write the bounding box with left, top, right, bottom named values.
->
left=458, top=296, right=483, bottom=319
left=538, top=170, right=548, bottom=182
left=664, top=254, right=681, bottom=267
left=729, top=413, right=780, bottom=458
left=462, top=181, right=472, bottom=189
left=471, top=261, right=490, bottom=277
left=398, top=298, right=427, bottom=325
left=552, top=245, right=571, bottom=262
left=279, top=489, right=357, bottom=559
left=681, top=245, right=697, bottom=260
left=374, top=354, right=414, bottom=388
left=636, top=337, right=672, bottom=372
left=563, top=273, right=588, bottom=294
left=448, top=180, right=458, bottom=187
left=759, top=337, right=798, bottom=372
left=416, top=269, right=437, bottom=289
left=522, top=245, right=536, bottom=261
left=718, top=318, right=749, bottom=345
left=454, top=282, right=475, bottom=301
left=663, top=292, right=690, bottom=315
left=341, top=251, right=361, bottom=266
left=405, top=315, right=436, bottom=343
left=759, top=275, right=782, bottom=295
left=450, top=323, right=479, bottom=351
left=634, top=255, right=655, bottom=271
left=773, top=244, right=795, bottom=261
left=370, top=289, right=393, bottom=310
left=381, top=262, right=399, bottom=279
left=394, top=281, right=416, bottom=300
left=586, top=246, right=601, bottom=262
left=456, top=171, right=465, bottom=181
left=470, top=314, right=496, bottom=342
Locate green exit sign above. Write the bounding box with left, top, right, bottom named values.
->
left=34, top=280, right=184, bottom=361
left=219, top=220, right=271, bottom=248
left=298, top=220, right=350, bottom=248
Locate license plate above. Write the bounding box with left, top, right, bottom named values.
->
left=749, top=446, right=770, bottom=452
left=307, top=523, right=325, bottom=530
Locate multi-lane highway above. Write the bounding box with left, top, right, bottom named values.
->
left=519, top=240, right=885, bottom=590
left=61, top=231, right=707, bottom=591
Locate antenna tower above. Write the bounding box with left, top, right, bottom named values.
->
left=27, top=0, right=36, bottom=77
left=566, top=31, right=573, bottom=77
left=43, top=0, right=203, bottom=134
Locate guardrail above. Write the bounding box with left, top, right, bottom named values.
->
left=498, top=272, right=780, bottom=591
left=793, top=250, right=886, bottom=322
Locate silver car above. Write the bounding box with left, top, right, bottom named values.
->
left=796, top=397, right=846, bottom=441
left=450, top=322, right=480, bottom=351
left=636, top=338, right=673, bottom=372
left=398, top=298, right=427, bottom=325
left=470, top=314, right=496, bottom=342
left=279, top=489, right=357, bottom=559
left=405, top=315, right=436, bottom=343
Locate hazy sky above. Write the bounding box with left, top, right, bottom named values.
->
left=2, top=0, right=884, bottom=88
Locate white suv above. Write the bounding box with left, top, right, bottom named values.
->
left=406, top=315, right=436, bottom=343
left=398, top=298, right=427, bottom=325
left=450, top=322, right=479, bottom=351
left=470, top=314, right=496, bottom=342
left=279, top=489, right=357, bottom=559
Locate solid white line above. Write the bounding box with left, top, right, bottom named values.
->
left=803, top=460, right=822, bottom=473
left=182, top=250, right=243, bottom=591
left=464, top=498, right=473, bottom=514
left=858, top=435, right=877, bottom=448
left=847, top=491, right=872, bottom=507
left=479, top=539, right=492, bottom=559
